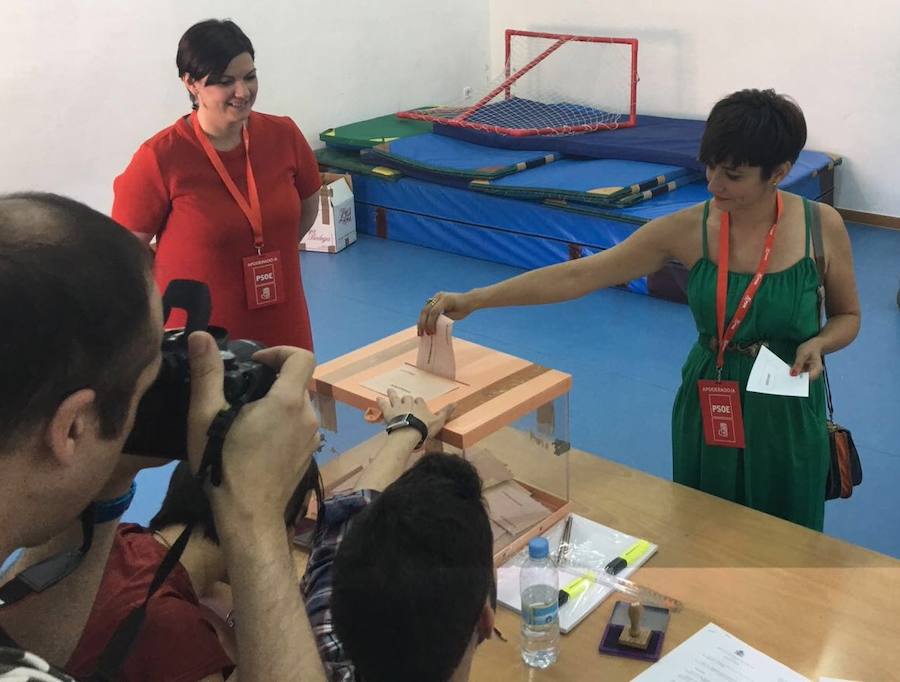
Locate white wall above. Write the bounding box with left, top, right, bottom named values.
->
left=4, top=1, right=897, bottom=216
left=0, top=1, right=489, bottom=212
left=490, top=0, right=900, bottom=216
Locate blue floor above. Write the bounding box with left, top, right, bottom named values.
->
left=127, top=224, right=900, bottom=559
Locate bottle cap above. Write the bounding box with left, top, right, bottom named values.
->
left=528, top=537, right=549, bottom=559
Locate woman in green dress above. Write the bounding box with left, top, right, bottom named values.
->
left=417, top=89, right=861, bottom=531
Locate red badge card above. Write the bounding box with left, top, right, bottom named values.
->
left=242, top=251, right=284, bottom=310
left=697, top=380, right=746, bottom=448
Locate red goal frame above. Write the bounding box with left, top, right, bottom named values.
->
left=397, top=29, right=639, bottom=137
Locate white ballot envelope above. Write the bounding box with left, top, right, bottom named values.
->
left=417, top=314, right=456, bottom=380
left=746, top=345, right=809, bottom=398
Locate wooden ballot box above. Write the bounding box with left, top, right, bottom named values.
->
left=309, top=327, right=572, bottom=565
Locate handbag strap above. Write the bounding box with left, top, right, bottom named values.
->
left=806, top=198, right=835, bottom=421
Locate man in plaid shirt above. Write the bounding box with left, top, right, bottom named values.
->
left=301, top=389, right=455, bottom=681
left=302, top=391, right=498, bottom=682
left=301, top=488, right=376, bottom=682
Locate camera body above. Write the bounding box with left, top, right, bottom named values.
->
left=124, top=280, right=276, bottom=458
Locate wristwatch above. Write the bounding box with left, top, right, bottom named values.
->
left=384, top=413, right=429, bottom=449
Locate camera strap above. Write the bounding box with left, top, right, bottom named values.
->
left=89, top=401, right=246, bottom=681
left=197, top=402, right=246, bottom=488
left=0, top=505, right=95, bottom=610
left=89, top=522, right=193, bottom=680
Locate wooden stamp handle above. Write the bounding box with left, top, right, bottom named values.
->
left=628, top=602, right=642, bottom=636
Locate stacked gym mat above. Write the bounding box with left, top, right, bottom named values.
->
left=316, top=111, right=841, bottom=301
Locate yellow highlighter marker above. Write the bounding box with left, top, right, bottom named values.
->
left=605, top=539, right=652, bottom=575
left=557, top=571, right=596, bottom=607
left=622, top=539, right=652, bottom=564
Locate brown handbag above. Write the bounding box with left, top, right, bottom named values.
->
left=825, top=416, right=862, bottom=500
left=808, top=200, right=863, bottom=500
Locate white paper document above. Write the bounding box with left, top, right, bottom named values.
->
left=496, top=514, right=657, bottom=633
left=632, top=623, right=809, bottom=682
left=746, top=345, right=809, bottom=398
left=360, top=365, right=461, bottom=402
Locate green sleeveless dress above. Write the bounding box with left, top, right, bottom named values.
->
left=671, top=198, right=829, bottom=530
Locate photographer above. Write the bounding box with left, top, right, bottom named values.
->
left=67, top=388, right=454, bottom=680
left=0, top=193, right=326, bottom=681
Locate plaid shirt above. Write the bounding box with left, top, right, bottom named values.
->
left=301, top=490, right=378, bottom=682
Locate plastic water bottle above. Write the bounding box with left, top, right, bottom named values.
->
left=520, top=537, right=560, bottom=668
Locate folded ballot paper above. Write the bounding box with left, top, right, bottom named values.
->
left=416, top=314, right=456, bottom=380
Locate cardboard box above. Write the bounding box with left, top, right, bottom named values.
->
left=299, top=172, right=357, bottom=253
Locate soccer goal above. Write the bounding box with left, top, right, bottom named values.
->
left=398, top=29, right=638, bottom=137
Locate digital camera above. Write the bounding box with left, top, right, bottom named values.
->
left=124, top=280, right=276, bottom=458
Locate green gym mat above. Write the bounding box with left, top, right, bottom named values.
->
left=320, top=113, right=432, bottom=150
left=315, top=147, right=403, bottom=181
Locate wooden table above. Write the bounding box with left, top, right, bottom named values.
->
left=309, top=330, right=899, bottom=681
left=466, top=448, right=900, bottom=682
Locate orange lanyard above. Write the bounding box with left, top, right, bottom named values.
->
left=191, top=111, right=264, bottom=251
left=715, top=191, right=783, bottom=371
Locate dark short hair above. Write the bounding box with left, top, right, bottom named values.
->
left=332, top=453, right=494, bottom=682
left=699, top=88, right=807, bottom=179
left=149, top=458, right=324, bottom=544
left=176, top=19, right=254, bottom=107
left=0, top=192, right=155, bottom=449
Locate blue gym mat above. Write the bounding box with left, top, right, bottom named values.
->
left=350, top=149, right=838, bottom=297
left=355, top=200, right=648, bottom=294
left=550, top=150, right=842, bottom=221
left=434, top=114, right=707, bottom=170
left=360, top=133, right=560, bottom=180
left=469, top=158, right=702, bottom=207
left=352, top=173, right=643, bottom=248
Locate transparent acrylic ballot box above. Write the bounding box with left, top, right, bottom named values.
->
left=309, top=327, right=572, bottom=565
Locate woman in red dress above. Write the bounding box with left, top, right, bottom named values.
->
left=113, top=19, right=320, bottom=350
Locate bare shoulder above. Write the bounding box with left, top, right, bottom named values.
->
left=801, top=199, right=854, bottom=275
left=816, top=201, right=849, bottom=234
left=786, top=191, right=843, bottom=231
left=639, top=202, right=707, bottom=265
left=809, top=200, right=852, bottom=251
left=641, top=202, right=704, bottom=236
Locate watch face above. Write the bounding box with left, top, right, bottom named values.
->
left=385, top=413, right=426, bottom=448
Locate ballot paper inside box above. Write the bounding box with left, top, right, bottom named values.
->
left=309, top=327, right=572, bottom=565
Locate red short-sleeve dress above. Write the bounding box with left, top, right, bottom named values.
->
left=113, top=111, right=320, bottom=350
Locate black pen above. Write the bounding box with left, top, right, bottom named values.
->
left=556, top=514, right=573, bottom=566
